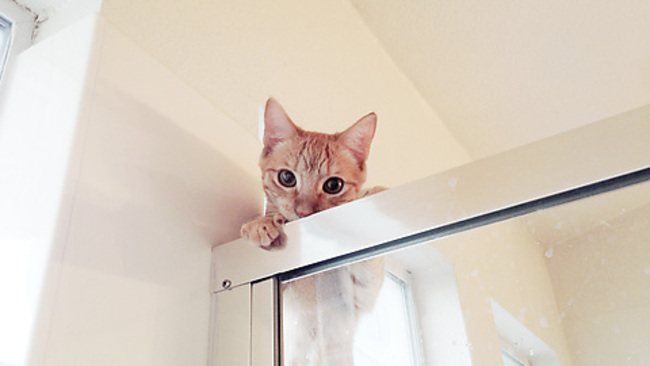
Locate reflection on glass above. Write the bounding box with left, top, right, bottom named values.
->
left=0, top=15, right=12, bottom=82
left=281, top=179, right=650, bottom=366
left=502, top=351, right=527, bottom=366
left=281, top=258, right=387, bottom=366
left=282, top=244, right=471, bottom=365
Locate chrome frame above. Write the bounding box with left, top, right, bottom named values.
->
left=251, top=279, right=279, bottom=366
left=210, top=104, right=650, bottom=365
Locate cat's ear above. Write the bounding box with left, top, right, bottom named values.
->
left=263, top=98, right=298, bottom=154
left=339, top=112, right=377, bottom=165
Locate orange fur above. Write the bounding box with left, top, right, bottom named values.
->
left=241, top=98, right=381, bottom=248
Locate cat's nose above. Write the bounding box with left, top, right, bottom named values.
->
left=295, top=205, right=315, bottom=218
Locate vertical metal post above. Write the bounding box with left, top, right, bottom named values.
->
left=252, top=279, right=279, bottom=366
left=210, top=284, right=251, bottom=366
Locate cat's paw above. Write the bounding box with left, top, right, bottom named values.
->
left=240, top=214, right=287, bottom=250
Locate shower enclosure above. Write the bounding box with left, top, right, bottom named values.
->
left=210, top=105, right=650, bottom=366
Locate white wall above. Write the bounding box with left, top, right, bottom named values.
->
left=0, top=13, right=263, bottom=365
left=28, top=17, right=264, bottom=366
left=0, top=15, right=97, bottom=366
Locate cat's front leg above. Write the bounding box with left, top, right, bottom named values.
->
left=240, top=213, right=287, bottom=249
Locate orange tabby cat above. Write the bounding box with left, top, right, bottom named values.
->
left=241, top=97, right=385, bottom=248
left=241, top=98, right=385, bottom=365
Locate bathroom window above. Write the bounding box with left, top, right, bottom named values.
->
left=492, top=300, right=558, bottom=366
left=0, top=14, right=12, bottom=82
left=281, top=260, right=424, bottom=366
left=502, top=350, right=529, bottom=366
left=354, top=264, right=423, bottom=365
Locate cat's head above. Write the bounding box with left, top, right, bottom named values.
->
left=260, top=98, right=377, bottom=221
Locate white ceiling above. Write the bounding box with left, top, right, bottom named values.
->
left=348, top=0, right=650, bottom=159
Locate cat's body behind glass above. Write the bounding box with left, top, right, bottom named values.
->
left=241, top=98, right=385, bottom=365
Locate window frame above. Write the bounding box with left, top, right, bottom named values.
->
left=0, top=14, right=11, bottom=82
left=501, top=348, right=530, bottom=366
left=351, top=259, right=425, bottom=366
left=0, top=2, right=40, bottom=87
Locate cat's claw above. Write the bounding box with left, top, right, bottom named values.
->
left=240, top=214, right=287, bottom=250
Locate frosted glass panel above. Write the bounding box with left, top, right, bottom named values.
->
left=281, top=241, right=470, bottom=365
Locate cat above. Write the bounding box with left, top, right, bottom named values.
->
left=241, top=98, right=385, bottom=365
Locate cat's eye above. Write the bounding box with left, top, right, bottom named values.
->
left=323, top=177, right=344, bottom=194
left=278, top=169, right=297, bottom=188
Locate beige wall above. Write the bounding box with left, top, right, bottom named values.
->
left=349, top=0, right=650, bottom=159
left=433, top=218, right=572, bottom=366
left=547, top=202, right=650, bottom=366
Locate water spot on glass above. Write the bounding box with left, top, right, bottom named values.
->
left=539, top=316, right=549, bottom=328
left=528, top=349, right=535, bottom=356
left=614, top=326, right=621, bottom=335
left=592, top=315, right=604, bottom=324
left=470, top=269, right=479, bottom=277
left=448, top=177, right=458, bottom=189
left=518, top=308, right=528, bottom=322
left=545, top=248, right=554, bottom=258
left=555, top=221, right=564, bottom=229
left=644, top=265, right=650, bottom=275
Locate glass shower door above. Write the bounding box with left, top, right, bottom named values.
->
left=279, top=177, right=650, bottom=366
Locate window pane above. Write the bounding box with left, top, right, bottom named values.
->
left=0, top=15, right=12, bottom=82
left=354, top=272, right=418, bottom=366
left=280, top=244, right=470, bottom=365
